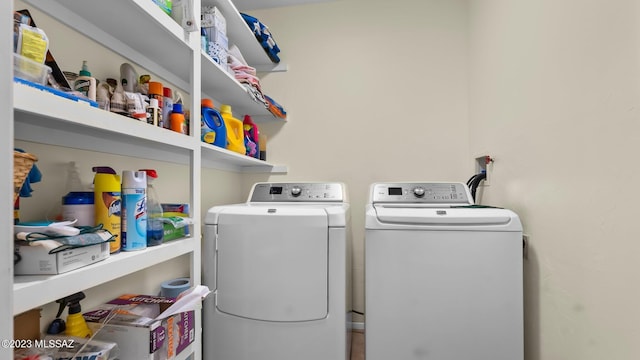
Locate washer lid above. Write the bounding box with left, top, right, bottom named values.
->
left=366, top=205, right=522, bottom=231
left=215, top=207, right=328, bottom=322
left=205, top=203, right=349, bottom=227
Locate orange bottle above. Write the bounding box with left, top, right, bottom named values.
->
left=170, top=103, right=187, bottom=134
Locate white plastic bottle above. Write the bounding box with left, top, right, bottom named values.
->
left=140, top=169, right=164, bottom=246
left=121, top=170, right=147, bottom=251
left=74, top=60, right=96, bottom=101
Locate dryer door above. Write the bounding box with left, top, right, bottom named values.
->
left=216, top=206, right=328, bottom=322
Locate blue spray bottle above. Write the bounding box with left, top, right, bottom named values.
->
left=121, top=170, right=147, bottom=251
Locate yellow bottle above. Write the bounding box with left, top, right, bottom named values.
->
left=219, top=104, right=246, bottom=155
left=55, top=292, right=92, bottom=338
left=92, top=166, right=122, bottom=253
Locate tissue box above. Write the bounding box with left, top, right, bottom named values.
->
left=14, top=242, right=109, bottom=275
left=201, top=6, right=226, bottom=35
left=204, top=26, right=228, bottom=66
left=84, top=294, right=195, bottom=360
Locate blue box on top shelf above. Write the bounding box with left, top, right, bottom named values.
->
left=152, top=0, right=172, bottom=15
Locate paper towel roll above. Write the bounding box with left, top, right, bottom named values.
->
left=160, top=277, right=191, bottom=299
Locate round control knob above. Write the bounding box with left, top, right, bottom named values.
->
left=413, top=187, right=425, bottom=198
left=291, top=186, right=302, bottom=197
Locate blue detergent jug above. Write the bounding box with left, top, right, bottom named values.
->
left=201, top=99, right=227, bottom=148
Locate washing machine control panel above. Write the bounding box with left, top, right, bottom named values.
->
left=250, top=182, right=345, bottom=202
left=371, top=182, right=473, bottom=205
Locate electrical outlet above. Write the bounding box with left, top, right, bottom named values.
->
left=474, top=155, right=493, bottom=186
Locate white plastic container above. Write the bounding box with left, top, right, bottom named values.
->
left=62, top=192, right=95, bottom=227
left=13, top=53, right=51, bottom=85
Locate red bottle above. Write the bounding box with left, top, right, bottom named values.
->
left=243, top=115, right=260, bottom=159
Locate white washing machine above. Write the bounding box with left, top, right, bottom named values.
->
left=203, top=182, right=352, bottom=360
left=365, top=182, right=523, bottom=360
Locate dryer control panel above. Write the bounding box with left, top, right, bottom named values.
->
left=371, top=182, right=473, bottom=205
left=250, top=182, right=345, bottom=202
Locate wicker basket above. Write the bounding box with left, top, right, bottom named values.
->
left=14, top=151, right=38, bottom=202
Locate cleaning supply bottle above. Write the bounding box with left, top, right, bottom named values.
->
left=219, top=104, right=246, bottom=155
left=148, top=81, right=165, bottom=126
left=74, top=60, right=97, bottom=101
left=162, top=87, right=174, bottom=127
left=201, top=98, right=227, bottom=148
left=121, top=170, right=147, bottom=251
left=146, top=98, right=162, bottom=127
left=140, top=169, right=164, bottom=246
left=170, top=103, right=187, bottom=134
left=51, top=292, right=92, bottom=338
left=93, top=166, right=121, bottom=253
left=120, top=62, right=138, bottom=93
left=243, top=115, right=260, bottom=158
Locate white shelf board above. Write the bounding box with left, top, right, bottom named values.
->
left=14, top=82, right=285, bottom=172
left=201, top=52, right=285, bottom=122
left=201, top=143, right=287, bottom=173
left=13, top=237, right=197, bottom=315
left=201, top=52, right=267, bottom=116
left=21, top=0, right=194, bottom=91
left=14, top=82, right=198, bottom=164
left=204, top=0, right=282, bottom=70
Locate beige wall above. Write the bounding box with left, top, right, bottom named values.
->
left=247, top=0, right=640, bottom=358
left=244, top=0, right=471, bottom=323
left=468, top=0, right=640, bottom=358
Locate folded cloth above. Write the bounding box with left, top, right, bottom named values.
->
left=228, top=45, right=268, bottom=107
left=265, top=95, right=287, bottom=119
left=240, top=13, right=281, bottom=63
left=16, top=227, right=115, bottom=254
left=14, top=148, right=42, bottom=197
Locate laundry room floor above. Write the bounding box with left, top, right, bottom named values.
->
left=351, top=330, right=365, bottom=360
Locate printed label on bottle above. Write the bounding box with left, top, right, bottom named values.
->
left=121, top=189, right=147, bottom=251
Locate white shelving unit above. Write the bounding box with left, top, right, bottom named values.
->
left=5, top=0, right=288, bottom=358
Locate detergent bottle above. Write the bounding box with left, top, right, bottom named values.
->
left=219, top=104, right=246, bottom=155
left=93, top=166, right=121, bottom=253
left=201, top=98, right=227, bottom=148
left=52, top=292, right=92, bottom=338
left=243, top=115, right=260, bottom=158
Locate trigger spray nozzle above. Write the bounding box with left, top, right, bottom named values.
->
left=55, top=291, right=86, bottom=317
left=47, top=291, right=88, bottom=335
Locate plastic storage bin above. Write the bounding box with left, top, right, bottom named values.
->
left=13, top=53, right=51, bottom=85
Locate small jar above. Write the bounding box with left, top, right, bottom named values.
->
left=62, top=191, right=95, bottom=227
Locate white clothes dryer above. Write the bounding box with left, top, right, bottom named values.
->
left=365, top=182, right=523, bottom=360
left=203, top=182, right=352, bottom=360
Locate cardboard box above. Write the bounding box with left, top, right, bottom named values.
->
left=84, top=294, right=195, bottom=360
left=14, top=308, right=41, bottom=341
left=14, top=242, right=110, bottom=275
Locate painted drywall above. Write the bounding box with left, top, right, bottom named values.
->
left=243, top=0, right=640, bottom=358
left=467, top=0, right=640, bottom=359
left=241, top=0, right=471, bottom=323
